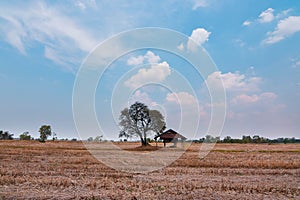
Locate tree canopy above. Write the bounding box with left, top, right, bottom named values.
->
left=20, top=132, right=31, bottom=140
left=119, top=102, right=166, bottom=146
left=39, top=125, right=52, bottom=142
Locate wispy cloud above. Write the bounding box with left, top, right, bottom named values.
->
left=192, top=0, right=209, bottom=10
left=242, top=20, right=251, bottom=26
left=231, top=92, right=277, bottom=105
left=242, top=8, right=292, bottom=26
left=0, top=2, right=98, bottom=71
left=74, top=0, right=97, bottom=11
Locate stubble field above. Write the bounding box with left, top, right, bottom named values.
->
left=0, top=140, right=299, bottom=199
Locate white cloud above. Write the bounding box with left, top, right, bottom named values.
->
left=177, top=43, right=184, bottom=51
left=293, top=61, right=300, bottom=68
left=229, top=92, right=285, bottom=117
left=44, top=46, right=65, bottom=66
left=204, top=71, right=285, bottom=122
left=129, top=90, right=158, bottom=107
left=125, top=61, right=171, bottom=89
left=250, top=8, right=292, bottom=26
left=127, top=51, right=161, bottom=66
left=192, top=0, right=208, bottom=10
left=166, top=92, right=198, bottom=105
left=127, top=55, right=145, bottom=66
left=264, top=16, right=300, bottom=44
left=144, top=51, right=161, bottom=63
left=0, top=2, right=98, bottom=70
left=231, top=92, right=277, bottom=105
left=75, top=0, right=97, bottom=11
left=75, top=1, right=86, bottom=10
left=276, top=9, right=292, bottom=19
left=235, top=39, right=245, bottom=47
left=258, top=8, right=275, bottom=23
left=205, top=71, right=262, bottom=92
left=290, top=56, right=300, bottom=68
left=243, top=20, right=251, bottom=26
left=187, top=28, right=211, bottom=51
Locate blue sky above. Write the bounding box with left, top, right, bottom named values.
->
left=0, top=0, right=299, bottom=140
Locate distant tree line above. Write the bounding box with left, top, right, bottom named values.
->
left=0, top=125, right=53, bottom=142
left=191, top=135, right=300, bottom=144
left=1, top=127, right=299, bottom=144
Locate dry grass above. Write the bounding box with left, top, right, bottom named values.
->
left=0, top=141, right=299, bottom=199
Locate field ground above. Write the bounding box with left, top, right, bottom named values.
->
left=0, top=141, right=299, bottom=199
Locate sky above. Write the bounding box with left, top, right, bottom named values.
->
left=0, top=0, right=299, bottom=140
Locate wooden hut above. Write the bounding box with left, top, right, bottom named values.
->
left=154, top=129, right=187, bottom=147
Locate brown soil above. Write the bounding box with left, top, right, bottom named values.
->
left=0, top=141, right=299, bottom=199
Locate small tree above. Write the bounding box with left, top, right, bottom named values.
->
left=119, top=102, right=166, bottom=146
left=20, top=132, right=31, bottom=140
left=0, top=130, right=13, bottom=140
left=52, top=132, right=57, bottom=141
left=204, top=135, right=220, bottom=143
left=39, top=125, right=52, bottom=142
left=87, top=137, right=93, bottom=142
left=94, top=135, right=103, bottom=142
left=242, top=135, right=252, bottom=143
left=223, top=136, right=232, bottom=143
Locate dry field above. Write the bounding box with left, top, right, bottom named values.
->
left=0, top=141, right=299, bottom=199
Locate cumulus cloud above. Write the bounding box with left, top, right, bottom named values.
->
left=166, top=92, right=198, bottom=105
left=205, top=71, right=262, bottom=93
left=125, top=51, right=171, bottom=89
left=264, top=16, right=300, bottom=44
left=127, top=55, right=145, bottom=66
left=187, top=28, right=211, bottom=51
left=205, top=71, right=284, bottom=120
left=127, top=51, right=161, bottom=66
left=129, top=90, right=158, bottom=107
left=125, top=61, right=171, bottom=89
left=145, top=51, right=161, bottom=63
left=258, top=8, right=275, bottom=23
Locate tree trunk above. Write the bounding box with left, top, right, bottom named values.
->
left=141, top=130, right=148, bottom=146
left=140, top=137, right=148, bottom=146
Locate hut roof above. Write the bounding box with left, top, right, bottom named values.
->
left=154, top=129, right=187, bottom=140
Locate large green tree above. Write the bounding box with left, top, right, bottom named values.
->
left=119, top=102, right=166, bottom=146
left=39, top=125, right=52, bottom=142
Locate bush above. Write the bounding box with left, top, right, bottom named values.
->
left=19, top=132, right=31, bottom=140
